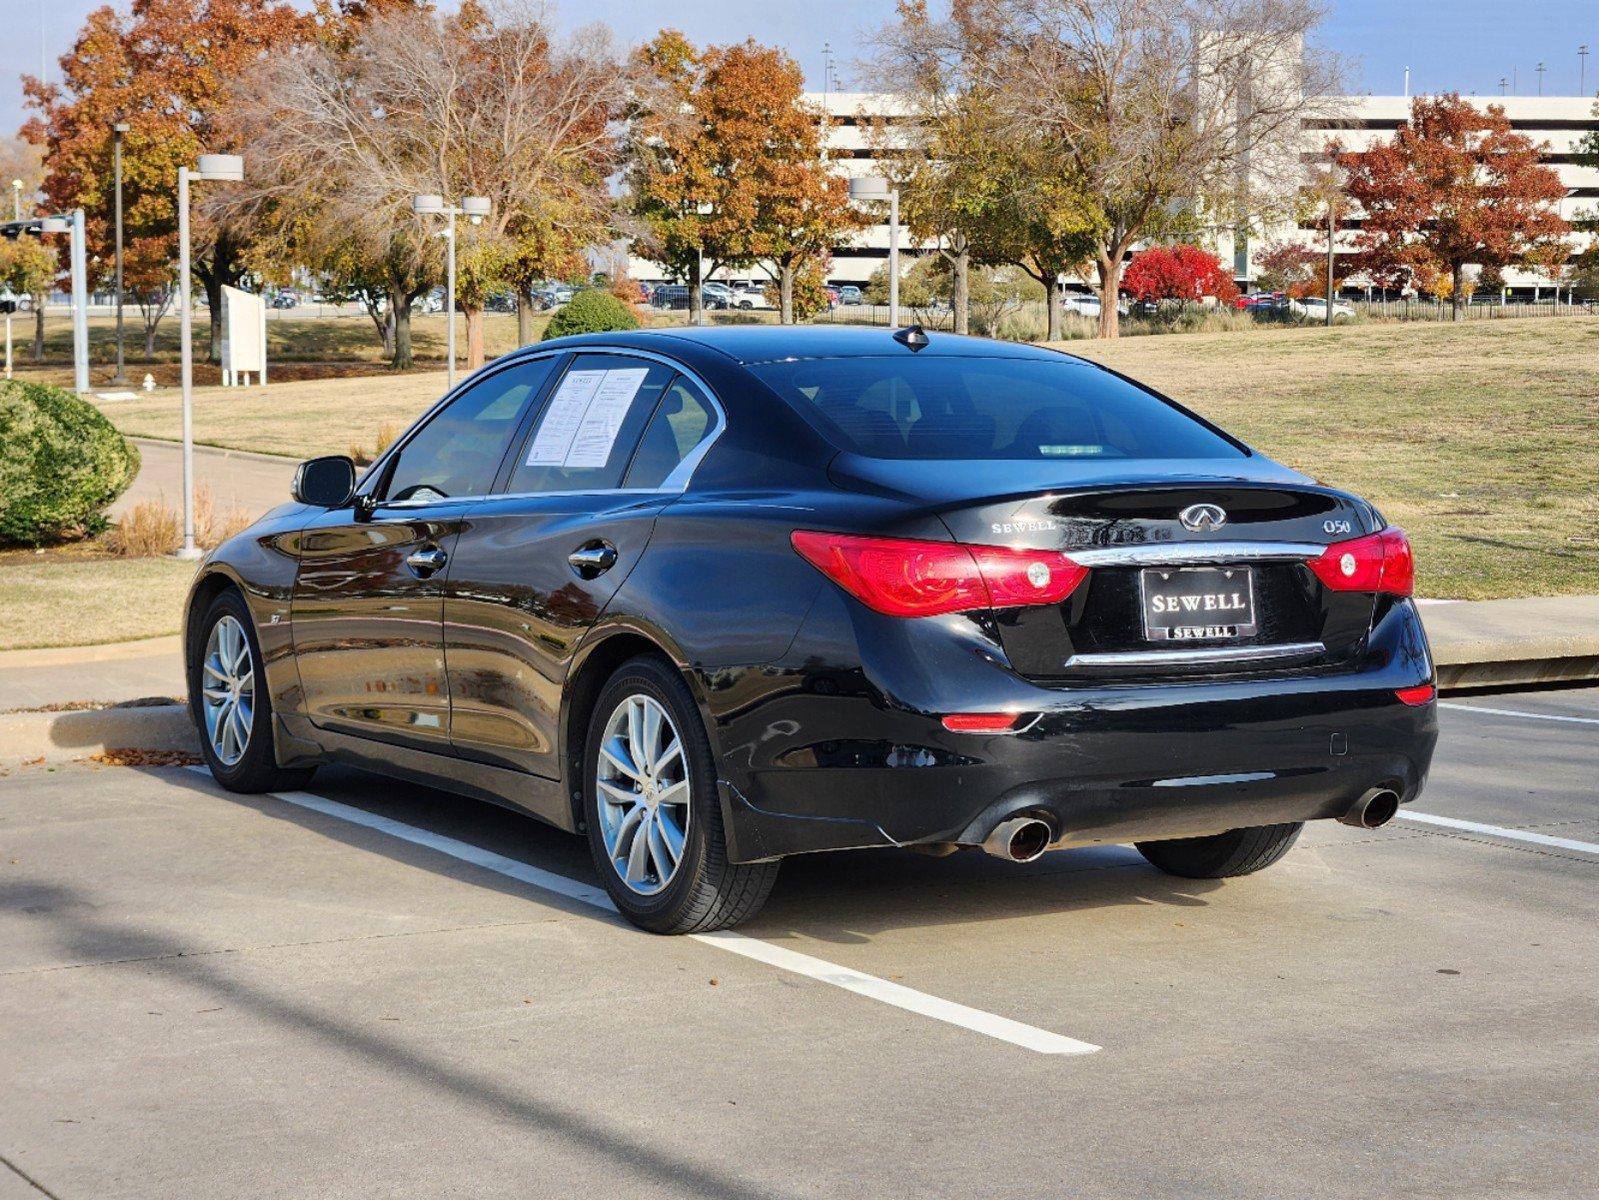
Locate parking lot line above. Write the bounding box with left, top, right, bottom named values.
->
left=1396, top=810, right=1599, bottom=857
left=224, top=777, right=1100, bottom=1057
left=1440, top=702, right=1599, bottom=726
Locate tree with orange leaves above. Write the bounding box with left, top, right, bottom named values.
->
left=22, top=0, right=314, bottom=363
left=627, top=35, right=850, bottom=326
left=1340, top=94, right=1570, bottom=321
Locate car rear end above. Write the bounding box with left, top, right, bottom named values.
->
left=729, top=344, right=1438, bottom=861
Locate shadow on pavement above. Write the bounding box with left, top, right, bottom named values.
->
left=149, top=763, right=1226, bottom=947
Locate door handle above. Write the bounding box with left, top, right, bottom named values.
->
left=568, top=541, right=618, bottom=577
left=406, top=546, right=448, bottom=575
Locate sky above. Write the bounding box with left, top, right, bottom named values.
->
left=6, top=0, right=1599, bottom=139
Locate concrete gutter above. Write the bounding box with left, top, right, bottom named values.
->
left=1423, top=595, right=1599, bottom=691
left=0, top=702, right=199, bottom=765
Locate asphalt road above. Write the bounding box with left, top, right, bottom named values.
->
left=2, top=687, right=1595, bottom=1198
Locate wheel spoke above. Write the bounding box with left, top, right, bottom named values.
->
left=597, top=778, right=639, bottom=810
left=624, top=812, right=652, bottom=883
left=654, top=779, right=688, bottom=809
left=646, top=817, right=674, bottom=880
left=600, top=737, right=642, bottom=783
left=640, top=702, right=662, bottom=774
left=655, top=738, right=683, bottom=773
left=655, top=805, right=687, bottom=862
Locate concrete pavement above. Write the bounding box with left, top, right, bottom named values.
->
left=1, top=687, right=1595, bottom=1197
left=113, top=438, right=298, bottom=522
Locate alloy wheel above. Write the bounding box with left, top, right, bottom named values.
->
left=201, top=615, right=255, bottom=766
left=595, top=693, right=691, bottom=895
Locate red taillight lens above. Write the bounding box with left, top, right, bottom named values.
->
left=941, top=712, right=1022, bottom=732
left=790, top=531, right=1087, bottom=618
left=1396, top=683, right=1435, bottom=706
left=1307, top=527, right=1414, bottom=597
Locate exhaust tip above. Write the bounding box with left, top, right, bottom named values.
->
left=982, top=816, right=1053, bottom=863
left=1339, top=788, right=1401, bottom=829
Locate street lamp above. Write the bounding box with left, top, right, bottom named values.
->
left=849, top=175, right=900, bottom=328
left=177, top=153, right=245, bottom=560
left=35, top=212, right=89, bottom=392
left=413, top=193, right=490, bottom=389
left=1582, top=45, right=1590, bottom=96
left=111, top=122, right=130, bottom=384
left=1324, top=163, right=1346, bottom=328
left=1536, top=62, right=1546, bottom=96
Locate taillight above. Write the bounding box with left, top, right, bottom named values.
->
left=1307, top=527, right=1414, bottom=597
left=1395, top=683, right=1435, bottom=706
left=941, top=712, right=1022, bottom=732
left=790, top=530, right=1087, bottom=618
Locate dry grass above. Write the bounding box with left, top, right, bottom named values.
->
left=0, top=555, right=197, bottom=649
left=1059, top=318, right=1599, bottom=599
left=103, top=486, right=252, bottom=556
left=349, top=420, right=402, bottom=466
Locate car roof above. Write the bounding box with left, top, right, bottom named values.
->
left=538, top=325, right=1082, bottom=366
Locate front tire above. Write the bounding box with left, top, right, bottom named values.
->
left=582, top=656, right=778, bottom=934
left=1135, top=822, right=1302, bottom=879
left=190, top=589, right=316, bottom=794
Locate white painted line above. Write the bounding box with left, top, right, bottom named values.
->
left=1396, top=811, right=1599, bottom=857
left=1440, top=702, right=1599, bottom=727
left=186, top=771, right=1097, bottom=1056
left=695, top=932, right=1101, bottom=1055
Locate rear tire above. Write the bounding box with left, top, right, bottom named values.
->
left=190, top=589, right=316, bottom=794
left=1135, top=822, right=1303, bottom=879
left=582, top=655, right=778, bottom=934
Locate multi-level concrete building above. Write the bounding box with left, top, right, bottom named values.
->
left=629, top=92, right=1598, bottom=297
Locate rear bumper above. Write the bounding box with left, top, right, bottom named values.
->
left=710, top=597, right=1437, bottom=863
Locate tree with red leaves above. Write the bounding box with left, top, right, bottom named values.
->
left=1121, top=244, right=1238, bottom=304
left=1339, top=94, right=1570, bottom=320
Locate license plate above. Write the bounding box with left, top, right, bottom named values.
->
left=1140, top=567, right=1257, bottom=641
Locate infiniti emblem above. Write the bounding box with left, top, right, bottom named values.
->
left=1179, top=503, right=1227, bottom=533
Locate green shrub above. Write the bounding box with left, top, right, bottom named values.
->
left=542, top=290, right=640, bottom=340
left=0, top=380, right=139, bottom=545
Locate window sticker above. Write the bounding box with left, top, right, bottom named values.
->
left=523, top=366, right=651, bottom=468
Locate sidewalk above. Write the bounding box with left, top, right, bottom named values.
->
left=112, top=438, right=299, bottom=521
left=1423, top=595, right=1599, bottom=689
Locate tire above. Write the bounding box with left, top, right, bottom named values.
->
left=1135, top=822, right=1303, bottom=879
left=582, top=655, right=779, bottom=934
left=190, top=589, right=316, bottom=794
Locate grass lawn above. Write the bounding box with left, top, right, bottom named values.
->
left=0, top=554, right=198, bottom=650
left=84, top=314, right=1599, bottom=600
left=1061, top=318, right=1599, bottom=599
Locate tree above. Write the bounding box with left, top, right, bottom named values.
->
left=1122, top=244, right=1238, bottom=303
left=23, top=0, right=314, bottom=362
left=627, top=35, right=828, bottom=325
left=1340, top=94, right=1570, bottom=320
left=921, top=0, right=1339, bottom=337
left=226, top=2, right=623, bottom=370
left=1255, top=239, right=1323, bottom=297
left=0, top=237, right=57, bottom=361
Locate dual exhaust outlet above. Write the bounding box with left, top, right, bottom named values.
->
left=979, top=786, right=1401, bottom=863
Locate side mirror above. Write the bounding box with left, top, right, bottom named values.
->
left=292, top=455, right=357, bottom=508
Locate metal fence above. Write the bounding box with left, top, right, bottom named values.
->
left=1353, top=298, right=1588, bottom=322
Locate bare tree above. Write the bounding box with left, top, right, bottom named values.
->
left=222, top=0, right=624, bottom=369
left=882, top=0, right=1343, bottom=336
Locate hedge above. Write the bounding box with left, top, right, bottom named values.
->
left=0, top=380, right=139, bottom=544
left=542, top=289, right=640, bottom=340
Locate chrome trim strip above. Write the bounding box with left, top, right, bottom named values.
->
left=1063, top=642, right=1325, bottom=670
left=1069, top=541, right=1323, bottom=567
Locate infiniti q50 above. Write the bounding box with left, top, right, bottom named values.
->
left=185, top=326, right=1438, bottom=933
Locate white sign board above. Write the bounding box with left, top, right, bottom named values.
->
left=220, top=285, right=267, bottom=386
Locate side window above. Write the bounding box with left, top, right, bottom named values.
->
left=505, top=354, right=673, bottom=494
left=383, top=358, right=556, bottom=503
left=622, top=376, right=716, bottom=489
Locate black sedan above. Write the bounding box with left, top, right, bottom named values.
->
left=184, top=326, right=1438, bottom=933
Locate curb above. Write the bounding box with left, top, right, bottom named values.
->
left=129, top=436, right=303, bottom=464
left=0, top=635, right=181, bottom=669
left=0, top=704, right=200, bottom=764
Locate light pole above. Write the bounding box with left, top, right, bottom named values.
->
left=1499, top=77, right=1509, bottom=97
left=413, top=193, right=490, bottom=390
left=1536, top=62, right=1546, bottom=96
left=1324, top=164, right=1346, bottom=329
left=177, top=154, right=244, bottom=560
left=111, top=122, right=129, bottom=384
left=849, top=176, right=900, bottom=328
left=1582, top=45, right=1590, bottom=95
left=37, top=212, right=89, bottom=392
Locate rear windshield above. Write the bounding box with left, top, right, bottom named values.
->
left=747, top=356, right=1247, bottom=461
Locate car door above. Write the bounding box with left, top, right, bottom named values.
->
left=444, top=352, right=721, bottom=777
left=291, top=357, right=557, bottom=753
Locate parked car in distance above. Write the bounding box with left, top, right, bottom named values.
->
left=1298, top=297, right=1357, bottom=322
left=0, top=287, right=30, bottom=312
left=837, top=285, right=864, bottom=306
left=731, top=285, right=769, bottom=310
left=268, top=290, right=299, bottom=309
left=186, top=325, right=1438, bottom=934
left=413, top=289, right=445, bottom=314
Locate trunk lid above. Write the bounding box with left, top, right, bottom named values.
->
left=828, top=454, right=1383, bottom=681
